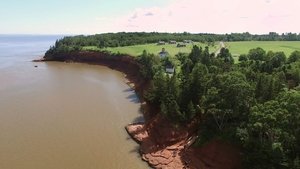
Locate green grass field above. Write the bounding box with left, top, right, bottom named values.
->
left=83, top=41, right=300, bottom=61
left=83, top=43, right=218, bottom=57
left=226, top=41, right=300, bottom=57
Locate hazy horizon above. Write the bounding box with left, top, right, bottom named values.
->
left=1, top=0, right=300, bottom=35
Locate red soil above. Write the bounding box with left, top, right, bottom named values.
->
left=183, top=140, right=241, bottom=169
left=126, top=115, right=189, bottom=169
left=126, top=115, right=241, bottom=169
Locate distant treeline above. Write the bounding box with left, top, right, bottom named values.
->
left=46, top=32, right=300, bottom=56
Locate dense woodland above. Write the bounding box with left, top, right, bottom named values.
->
left=46, top=33, right=300, bottom=168
left=139, top=46, right=300, bottom=169
left=46, top=32, right=300, bottom=56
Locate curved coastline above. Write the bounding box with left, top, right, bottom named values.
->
left=36, top=51, right=241, bottom=169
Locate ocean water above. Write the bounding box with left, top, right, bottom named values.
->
left=0, top=35, right=147, bottom=169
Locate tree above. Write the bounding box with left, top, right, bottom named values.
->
left=181, top=58, right=194, bottom=76
left=189, top=45, right=202, bottom=63
left=288, top=51, right=300, bottom=63
left=201, top=46, right=211, bottom=65
left=201, top=71, right=254, bottom=138
left=217, top=48, right=234, bottom=64
left=248, top=47, right=266, bottom=61
left=144, top=70, right=167, bottom=104
left=161, top=74, right=183, bottom=122
left=137, top=50, right=161, bottom=79
left=239, top=54, right=248, bottom=62
left=186, top=101, right=196, bottom=120
left=255, top=73, right=275, bottom=102
left=270, top=52, right=286, bottom=69
left=238, top=90, right=300, bottom=169
left=189, top=63, right=208, bottom=104
left=286, top=61, right=300, bottom=88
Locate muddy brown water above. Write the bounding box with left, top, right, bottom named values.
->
left=0, top=35, right=148, bottom=169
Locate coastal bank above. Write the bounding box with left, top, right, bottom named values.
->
left=39, top=51, right=241, bottom=169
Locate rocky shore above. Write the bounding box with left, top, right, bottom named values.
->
left=125, top=115, right=191, bottom=169
left=125, top=115, right=241, bottom=169
left=39, top=51, right=241, bottom=169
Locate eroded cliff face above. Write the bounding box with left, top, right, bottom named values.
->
left=126, top=117, right=241, bottom=169
left=44, top=51, right=141, bottom=71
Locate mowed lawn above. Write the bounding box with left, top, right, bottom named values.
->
left=226, top=41, right=300, bottom=57
left=83, top=43, right=218, bottom=57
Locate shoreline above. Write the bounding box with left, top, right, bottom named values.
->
left=36, top=51, right=241, bottom=169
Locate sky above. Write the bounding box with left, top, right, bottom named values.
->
left=0, top=0, right=300, bottom=35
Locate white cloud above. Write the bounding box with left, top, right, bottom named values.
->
left=97, top=0, right=300, bottom=34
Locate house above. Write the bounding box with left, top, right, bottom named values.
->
left=177, top=43, right=186, bottom=47
left=166, top=64, right=175, bottom=74
left=159, top=48, right=169, bottom=58
left=184, top=40, right=193, bottom=44
left=157, top=41, right=166, bottom=45
left=169, top=40, right=177, bottom=44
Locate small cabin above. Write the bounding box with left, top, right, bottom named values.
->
left=169, top=40, right=177, bottom=44
left=159, top=48, right=169, bottom=58
left=157, top=41, right=166, bottom=45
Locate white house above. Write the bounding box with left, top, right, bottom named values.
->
left=157, top=41, right=166, bottom=45
left=169, top=40, right=177, bottom=44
